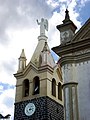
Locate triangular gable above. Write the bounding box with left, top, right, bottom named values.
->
left=14, top=61, right=39, bottom=78
left=72, top=18, right=90, bottom=42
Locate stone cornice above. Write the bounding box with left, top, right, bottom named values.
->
left=62, top=82, right=78, bottom=88
left=57, top=21, right=77, bottom=32
left=52, top=37, right=90, bottom=57
left=58, top=49, right=90, bottom=66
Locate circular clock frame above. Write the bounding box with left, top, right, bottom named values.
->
left=24, top=103, right=36, bottom=116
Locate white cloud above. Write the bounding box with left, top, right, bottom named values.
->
left=48, top=11, right=61, bottom=48
left=0, top=71, right=16, bottom=85
left=68, top=1, right=82, bottom=29
left=0, top=88, right=15, bottom=119
left=0, top=85, right=3, bottom=93
left=7, top=27, right=39, bottom=63
left=46, top=0, right=59, bottom=8
left=80, top=0, right=90, bottom=6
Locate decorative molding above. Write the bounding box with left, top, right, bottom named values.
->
left=58, top=47, right=90, bottom=66
left=74, top=49, right=90, bottom=56
left=14, top=61, right=54, bottom=79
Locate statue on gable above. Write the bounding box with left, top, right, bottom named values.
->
left=37, top=18, right=48, bottom=36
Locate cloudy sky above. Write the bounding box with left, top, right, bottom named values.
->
left=0, top=0, right=90, bottom=119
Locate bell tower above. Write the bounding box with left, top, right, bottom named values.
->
left=14, top=18, right=64, bottom=120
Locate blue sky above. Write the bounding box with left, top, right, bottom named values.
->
left=0, top=0, right=90, bottom=119
left=79, top=2, right=90, bottom=23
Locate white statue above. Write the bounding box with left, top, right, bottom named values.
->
left=37, top=18, right=48, bottom=36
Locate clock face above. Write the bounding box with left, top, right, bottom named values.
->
left=24, top=103, right=36, bottom=116
left=61, top=31, right=69, bottom=42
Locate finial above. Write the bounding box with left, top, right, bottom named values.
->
left=20, top=49, right=26, bottom=58
left=37, top=18, right=48, bottom=36
left=63, top=9, right=70, bottom=23
left=18, top=49, right=27, bottom=72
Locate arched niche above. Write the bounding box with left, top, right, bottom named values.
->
left=58, top=82, right=62, bottom=100
left=52, top=78, right=56, bottom=97
left=33, top=76, right=40, bottom=95
left=23, top=79, right=29, bottom=97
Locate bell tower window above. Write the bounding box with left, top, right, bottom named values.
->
left=52, top=78, right=56, bottom=97
left=33, top=76, right=40, bottom=95
left=23, top=79, right=29, bottom=97
left=58, top=82, right=62, bottom=100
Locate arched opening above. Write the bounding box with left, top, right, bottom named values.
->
left=58, top=82, right=62, bottom=100
left=52, top=78, right=56, bottom=97
left=23, top=79, right=29, bottom=97
left=33, top=76, right=40, bottom=95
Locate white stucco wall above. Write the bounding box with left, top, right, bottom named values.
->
left=62, top=61, right=90, bottom=120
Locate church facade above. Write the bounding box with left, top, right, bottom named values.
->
left=52, top=9, right=90, bottom=120
left=14, top=9, right=90, bottom=120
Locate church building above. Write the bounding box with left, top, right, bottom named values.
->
left=14, top=9, right=90, bottom=120
left=52, top=9, right=90, bottom=120
left=14, top=18, right=64, bottom=120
